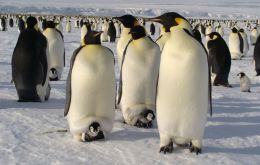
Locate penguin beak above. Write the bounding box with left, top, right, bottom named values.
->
left=112, top=17, right=122, bottom=22
left=93, top=31, right=103, bottom=37
left=148, top=16, right=163, bottom=23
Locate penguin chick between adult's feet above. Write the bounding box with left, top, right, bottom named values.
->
left=117, top=25, right=160, bottom=129
left=64, top=31, right=116, bottom=142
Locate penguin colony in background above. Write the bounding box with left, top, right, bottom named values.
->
left=2, top=11, right=260, bottom=155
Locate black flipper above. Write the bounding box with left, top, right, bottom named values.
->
left=64, top=45, right=85, bottom=117
left=117, top=39, right=133, bottom=106
left=183, top=28, right=213, bottom=116
left=155, top=34, right=163, bottom=42
left=39, top=33, right=48, bottom=86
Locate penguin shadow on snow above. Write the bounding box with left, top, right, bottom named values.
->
left=0, top=97, right=65, bottom=110
left=109, top=129, right=159, bottom=142
left=204, top=97, right=260, bottom=154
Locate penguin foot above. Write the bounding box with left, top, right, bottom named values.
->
left=135, top=120, right=153, bottom=128
left=159, top=142, right=174, bottom=154
left=82, top=131, right=104, bottom=142
left=189, top=145, right=202, bottom=155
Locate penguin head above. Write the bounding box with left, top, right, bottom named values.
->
left=148, top=12, right=191, bottom=33
left=45, top=21, right=56, bottom=29
left=113, top=15, right=139, bottom=28
left=237, top=72, right=246, bottom=78
left=129, top=25, right=146, bottom=40
left=207, top=32, right=221, bottom=40
left=141, top=109, right=155, bottom=122
left=49, top=68, right=58, bottom=80
left=26, top=16, right=38, bottom=30
left=83, top=31, right=102, bottom=45
left=239, top=29, right=244, bottom=33
left=88, top=122, right=101, bottom=137
left=231, top=27, right=238, bottom=33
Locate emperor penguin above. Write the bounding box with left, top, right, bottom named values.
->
left=237, top=72, right=251, bottom=92
left=100, top=19, right=109, bottom=42
left=117, top=25, right=160, bottom=128
left=0, top=17, right=7, bottom=31
left=239, top=29, right=249, bottom=57
left=64, top=31, right=116, bottom=142
left=254, top=35, right=260, bottom=76
left=43, top=21, right=65, bottom=81
left=9, top=17, right=14, bottom=28
left=81, top=22, right=91, bottom=44
left=56, top=21, right=63, bottom=33
left=229, top=27, right=244, bottom=60
left=114, top=20, right=121, bottom=38
left=250, top=27, right=259, bottom=46
left=215, top=24, right=224, bottom=37
left=113, top=15, right=139, bottom=70
left=107, top=20, right=116, bottom=43
left=154, top=25, right=170, bottom=51
left=207, top=32, right=232, bottom=87
left=66, top=20, right=71, bottom=33
left=150, top=12, right=211, bottom=154
left=17, top=17, right=25, bottom=33
left=150, top=22, right=155, bottom=36
left=12, top=16, right=51, bottom=102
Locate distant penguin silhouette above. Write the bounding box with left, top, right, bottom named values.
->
left=239, top=29, right=249, bottom=57
left=150, top=22, right=155, bottom=35
left=229, top=27, right=243, bottom=60
left=250, top=27, right=259, bottom=46
left=9, top=17, right=14, bottom=28
left=107, top=21, right=116, bottom=43
left=254, top=35, right=260, bottom=76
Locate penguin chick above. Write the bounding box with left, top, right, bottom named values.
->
left=237, top=72, right=251, bottom=92
left=81, top=122, right=104, bottom=142
left=135, top=109, right=155, bottom=128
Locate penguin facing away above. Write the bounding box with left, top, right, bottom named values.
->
left=12, top=16, right=51, bottom=102
left=150, top=12, right=211, bottom=155
left=207, top=32, right=232, bottom=87
left=64, top=31, right=116, bottom=142
left=254, top=35, right=260, bottom=76
left=237, top=72, right=251, bottom=92
left=107, top=21, right=116, bottom=43
left=43, top=21, right=65, bottom=81
left=117, top=25, right=160, bottom=128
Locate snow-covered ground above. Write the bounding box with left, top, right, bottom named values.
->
left=1, top=0, right=260, bottom=19
left=1, top=1, right=260, bottom=164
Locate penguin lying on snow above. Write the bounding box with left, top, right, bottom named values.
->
left=150, top=12, right=211, bottom=155
left=64, top=31, right=116, bottom=142
left=237, top=72, right=251, bottom=92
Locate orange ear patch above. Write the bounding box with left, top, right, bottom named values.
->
left=175, top=18, right=183, bottom=25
